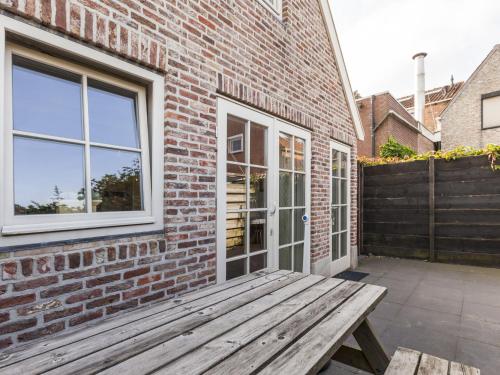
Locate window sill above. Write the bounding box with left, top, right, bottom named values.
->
left=1, top=216, right=156, bottom=236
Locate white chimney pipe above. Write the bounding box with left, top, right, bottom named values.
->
left=413, top=52, right=427, bottom=124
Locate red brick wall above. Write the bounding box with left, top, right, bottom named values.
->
left=423, top=101, right=449, bottom=132
left=0, top=0, right=358, bottom=349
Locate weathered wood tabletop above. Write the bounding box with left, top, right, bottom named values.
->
left=0, top=270, right=388, bottom=375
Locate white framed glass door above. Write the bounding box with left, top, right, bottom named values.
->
left=275, top=122, right=311, bottom=274
left=216, top=98, right=311, bottom=283
left=330, top=140, right=351, bottom=275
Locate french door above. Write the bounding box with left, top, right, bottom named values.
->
left=330, top=141, right=351, bottom=275
left=216, top=98, right=311, bottom=283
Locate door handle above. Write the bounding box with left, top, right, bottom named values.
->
left=269, top=204, right=277, bottom=216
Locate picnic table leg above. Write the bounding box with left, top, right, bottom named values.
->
left=352, top=319, right=390, bottom=375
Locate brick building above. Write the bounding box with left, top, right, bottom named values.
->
left=0, top=0, right=363, bottom=348
left=441, top=45, right=500, bottom=150
left=357, top=92, right=435, bottom=157
left=399, top=81, right=464, bottom=134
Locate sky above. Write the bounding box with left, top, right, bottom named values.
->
left=331, top=0, right=500, bottom=98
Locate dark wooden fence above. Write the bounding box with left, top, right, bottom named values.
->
left=359, top=155, right=500, bottom=267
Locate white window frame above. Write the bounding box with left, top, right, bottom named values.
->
left=258, top=0, right=283, bottom=18
left=0, top=15, right=164, bottom=247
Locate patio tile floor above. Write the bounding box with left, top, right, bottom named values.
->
left=324, top=256, right=500, bottom=375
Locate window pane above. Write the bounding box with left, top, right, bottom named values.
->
left=250, top=168, right=267, bottom=209
left=227, top=258, right=246, bottom=280
left=226, top=212, right=246, bottom=258
left=279, top=246, right=292, bottom=271
left=279, top=172, right=292, bottom=207
left=14, top=137, right=85, bottom=215
left=341, top=152, right=348, bottom=178
left=341, top=232, right=348, bottom=257
left=482, top=96, right=500, bottom=128
left=294, top=208, right=305, bottom=242
left=88, top=83, right=139, bottom=148
left=227, top=115, right=246, bottom=163
left=249, top=212, right=266, bottom=253
left=279, top=133, right=292, bottom=169
left=332, top=234, right=339, bottom=261
left=294, top=137, right=305, bottom=172
left=332, top=179, right=339, bottom=205
left=279, top=209, right=292, bottom=245
left=332, top=150, right=339, bottom=177
left=91, top=147, right=142, bottom=212
left=250, top=252, right=267, bottom=273
left=294, top=174, right=305, bottom=206
left=227, top=164, right=246, bottom=210
left=341, top=206, right=348, bottom=231
left=341, top=180, right=347, bottom=204
left=294, top=244, right=304, bottom=272
left=250, top=123, right=267, bottom=166
left=13, top=57, right=82, bottom=139
left=332, top=206, right=339, bottom=233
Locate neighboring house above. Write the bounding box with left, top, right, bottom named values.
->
left=0, top=0, right=363, bottom=348
left=440, top=45, right=500, bottom=150
left=357, top=92, right=435, bottom=157
left=399, top=81, right=464, bottom=134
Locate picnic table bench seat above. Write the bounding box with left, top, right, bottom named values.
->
left=385, top=347, right=480, bottom=375
left=0, top=270, right=390, bottom=375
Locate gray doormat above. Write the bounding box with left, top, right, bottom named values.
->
left=334, top=270, right=369, bottom=282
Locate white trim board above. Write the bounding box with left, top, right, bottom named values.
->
left=319, top=0, right=365, bottom=141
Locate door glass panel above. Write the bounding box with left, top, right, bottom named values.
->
left=250, top=168, right=267, bottom=209
left=294, top=244, right=304, bottom=272
left=227, top=164, right=246, bottom=210
left=226, top=213, right=246, bottom=258
left=341, top=180, right=347, bottom=204
left=249, top=212, right=266, bottom=253
left=12, top=56, right=83, bottom=140
left=332, top=234, right=339, bottom=261
left=341, top=153, right=348, bottom=178
left=341, top=206, right=347, bottom=231
left=225, top=114, right=269, bottom=280
left=250, top=123, right=267, bottom=166
left=279, top=172, right=292, bottom=207
left=227, top=258, right=246, bottom=280
left=279, top=246, right=292, bottom=271
left=341, top=232, right=348, bottom=257
left=279, top=209, right=292, bottom=245
left=227, top=115, right=246, bottom=163
left=294, top=138, right=305, bottom=172
left=332, top=179, right=339, bottom=205
left=250, top=253, right=267, bottom=273
left=294, top=174, right=305, bottom=206
left=294, top=208, right=305, bottom=242
left=332, top=150, right=339, bottom=176
left=332, top=207, right=339, bottom=233
left=279, top=133, right=292, bottom=169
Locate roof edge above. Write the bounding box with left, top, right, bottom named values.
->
left=318, top=0, right=365, bottom=141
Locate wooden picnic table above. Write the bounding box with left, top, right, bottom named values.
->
left=0, top=270, right=389, bottom=375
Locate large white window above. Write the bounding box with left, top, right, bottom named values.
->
left=0, top=16, right=164, bottom=246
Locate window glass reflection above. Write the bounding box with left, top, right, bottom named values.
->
left=88, top=83, right=139, bottom=148
left=227, top=115, right=246, bottom=163
left=226, top=212, right=246, bottom=258
left=14, top=137, right=85, bottom=215
left=250, top=211, right=266, bottom=253
left=227, top=164, right=246, bottom=210
left=279, top=133, right=292, bottom=170
left=13, top=57, right=83, bottom=140
left=250, top=124, right=267, bottom=166
left=294, top=137, right=305, bottom=172
left=91, top=147, right=142, bottom=212
left=250, top=168, right=267, bottom=209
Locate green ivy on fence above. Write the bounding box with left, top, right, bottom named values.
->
left=359, top=144, right=500, bottom=170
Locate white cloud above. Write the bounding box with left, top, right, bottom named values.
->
left=331, top=0, right=500, bottom=97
